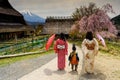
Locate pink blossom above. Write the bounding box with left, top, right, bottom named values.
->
left=71, top=3, right=118, bottom=38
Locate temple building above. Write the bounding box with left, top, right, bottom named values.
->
left=42, top=16, right=75, bottom=34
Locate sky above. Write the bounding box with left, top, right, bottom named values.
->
left=9, top=0, right=120, bottom=19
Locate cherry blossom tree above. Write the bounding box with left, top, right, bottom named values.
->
left=71, top=3, right=118, bottom=38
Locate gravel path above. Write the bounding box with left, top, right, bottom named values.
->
left=79, top=53, right=120, bottom=80
left=18, top=43, right=120, bottom=80
left=0, top=53, right=56, bottom=80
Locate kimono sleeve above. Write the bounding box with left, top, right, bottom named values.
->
left=65, top=41, right=68, bottom=55
left=81, top=39, right=87, bottom=54
left=93, top=38, right=99, bottom=55
left=76, top=53, right=79, bottom=61
left=68, top=52, right=72, bottom=61
left=54, top=40, right=58, bottom=53
left=94, top=38, right=99, bottom=51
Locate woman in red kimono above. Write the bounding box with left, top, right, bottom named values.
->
left=54, top=33, right=68, bottom=70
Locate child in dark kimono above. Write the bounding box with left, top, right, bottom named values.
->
left=69, top=44, right=79, bottom=71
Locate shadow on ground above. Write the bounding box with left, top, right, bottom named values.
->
left=69, top=71, right=78, bottom=75
left=53, top=69, right=66, bottom=75
left=79, top=72, right=106, bottom=80
left=44, top=68, right=52, bottom=76
left=44, top=68, right=66, bottom=76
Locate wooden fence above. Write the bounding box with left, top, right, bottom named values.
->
left=0, top=37, right=47, bottom=55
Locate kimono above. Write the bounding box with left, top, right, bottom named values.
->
left=81, top=38, right=99, bottom=73
left=54, top=39, right=68, bottom=69
left=68, top=52, right=79, bottom=71
left=68, top=52, right=79, bottom=65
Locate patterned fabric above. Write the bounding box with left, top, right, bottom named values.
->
left=81, top=38, right=99, bottom=73
left=85, top=42, right=95, bottom=50
left=57, top=45, right=65, bottom=49
left=54, top=39, right=68, bottom=69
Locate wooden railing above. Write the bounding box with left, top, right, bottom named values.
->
left=0, top=37, right=48, bottom=55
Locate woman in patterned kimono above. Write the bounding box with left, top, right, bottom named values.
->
left=81, top=31, right=99, bottom=74
left=54, top=33, right=68, bottom=70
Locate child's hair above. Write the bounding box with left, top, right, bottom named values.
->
left=72, top=44, right=76, bottom=51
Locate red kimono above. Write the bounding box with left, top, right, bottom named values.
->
left=54, top=39, right=68, bottom=69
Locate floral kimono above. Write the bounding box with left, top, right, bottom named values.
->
left=81, top=38, right=99, bottom=73
left=54, top=39, right=68, bottom=69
